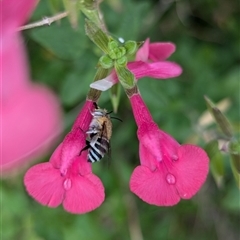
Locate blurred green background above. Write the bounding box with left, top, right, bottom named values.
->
left=2, top=0, right=239, bottom=239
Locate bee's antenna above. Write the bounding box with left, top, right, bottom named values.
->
left=111, top=116, right=122, bottom=122
left=107, top=110, right=122, bottom=122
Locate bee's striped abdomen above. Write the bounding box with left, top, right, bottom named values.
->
left=87, top=136, right=110, bottom=163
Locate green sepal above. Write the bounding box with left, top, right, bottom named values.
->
left=205, top=140, right=225, bottom=188
left=63, top=0, right=79, bottom=28
left=99, top=55, right=114, bottom=69
left=110, top=84, right=121, bottom=113
left=204, top=96, right=233, bottom=138
left=85, top=19, right=109, bottom=54
left=79, top=0, right=103, bottom=29
left=137, top=41, right=144, bottom=49
left=115, top=64, right=136, bottom=89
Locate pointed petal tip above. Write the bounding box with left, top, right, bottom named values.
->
left=135, top=38, right=150, bottom=62
left=149, top=42, right=176, bottom=61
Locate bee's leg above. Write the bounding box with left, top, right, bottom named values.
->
left=93, top=102, right=98, bottom=109
left=79, top=140, right=90, bottom=156
left=86, top=128, right=101, bottom=135
left=88, top=102, right=99, bottom=116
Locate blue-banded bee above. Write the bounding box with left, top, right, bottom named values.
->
left=80, top=103, right=121, bottom=163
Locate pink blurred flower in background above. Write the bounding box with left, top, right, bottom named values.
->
left=24, top=100, right=105, bottom=214
left=1, top=0, right=62, bottom=174
left=90, top=38, right=182, bottom=91
left=129, top=93, right=209, bottom=206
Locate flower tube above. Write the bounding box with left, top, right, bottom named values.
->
left=128, top=92, right=209, bottom=206
left=24, top=100, right=105, bottom=214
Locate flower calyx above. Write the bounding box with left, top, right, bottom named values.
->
left=85, top=20, right=138, bottom=89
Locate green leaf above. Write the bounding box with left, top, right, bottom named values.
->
left=204, top=96, right=233, bottom=138
left=230, top=156, right=240, bottom=189
left=229, top=139, right=240, bottom=188
left=107, top=0, right=151, bottom=40
left=229, top=141, right=240, bottom=173
left=29, top=17, right=87, bottom=60
left=205, top=140, right=225, bottom=188
left=229, top=139, right=240, bottom=156
left=60, top=62, right=96, bottom=106
left=48, top=0, right=64, bottom=14
left=221, top=184, right=240, bottom=212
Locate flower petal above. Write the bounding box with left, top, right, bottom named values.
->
left=130, top=165, right=180, bottom=206
left=89, top=58, right=182, bottom=92
left=2, top=34, right=30, bottom=100
left=2, top=0, right=37, bottom=31
left=72, top=100, right=94, bottom=131
left=60, top=128, right=85, bottom=175
left=127, top=61, right=182, bottom=80
left=76, top=156, right=92, bottom=176
left=24, top=163, right=64, bottom=207
left=60, top=100, right=94, bottom=175
left=171, top=144, right=209, bottom=199
left=63, top=174, right=105, bottom=214
left=149, top=42, right=176, bottom=61
left=2, top=86, right=62, bottom=173
left=135, top=38, right=150, bottom=62
left=139, top=144, right=159, bottom=171
left=138, top=123, right=164, bottom=164
left=130, top=94, right=155, bottom=124
left=49, top=143, right=63, bottom=168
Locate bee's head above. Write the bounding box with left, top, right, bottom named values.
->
left=93, top=109, right=109, bottom=117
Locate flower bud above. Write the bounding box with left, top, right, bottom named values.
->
left=99, top=55, right=114, bottom=69
left=124, top=40, right=138, bottom=55
left=116, top=56, right=127, bottom=66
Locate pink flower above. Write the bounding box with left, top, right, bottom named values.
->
left=1, top=0, right=62, bottom=174
left=129, top=93, right=209, bottom=206
left=24, top=100, right=105, bottom=214
left=90, top=38, right=182, bottom=91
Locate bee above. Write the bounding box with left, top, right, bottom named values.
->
left=80, top=103, right=121, bottom=163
